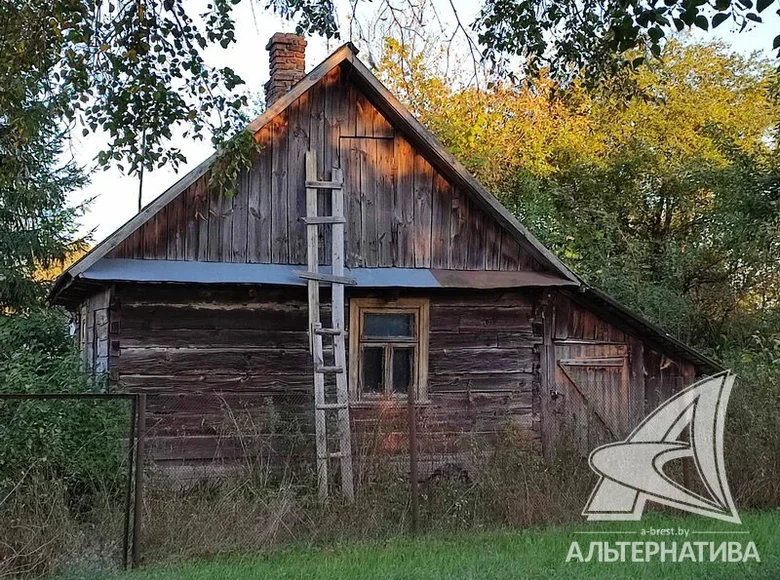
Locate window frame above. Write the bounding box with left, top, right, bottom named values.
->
left=348, top=298, right=429, bottom=404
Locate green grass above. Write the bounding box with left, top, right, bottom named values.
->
left=65, top=511, right=780, bottom=580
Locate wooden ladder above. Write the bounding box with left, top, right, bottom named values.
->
left=297, top=150, right=355, bottom=501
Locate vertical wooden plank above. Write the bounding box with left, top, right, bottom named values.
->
left=144, top=210, right=167, bottom=259
left=271, top=112, right=290, bottom=263
left=450, top=187, right=469, bottom=269
left=499, top=231, right=520, bottom=270
left=375, top=137, right=395, bottom=266
left=332, top=64, right=352, bottom=165
left=220, top=190, right=234, bottom=262
left=184, top=175, right=202, bottom=261
left=431, top=173, right=452, bottom=268
left=230, top=169, right=249, bottom=262
left=413, top=153, right=433, bottom=268
left=467, top=202, right=487, bottom=269
left=249, top=127, right=273, bottom=263
left=643, top=348, right=662, bottom=414
left=183, top=177, right=197, bottom=261
left=359, top=135, right=378, bottom=266
left=343, top=138, right=363, bottom=267
left=196, top=176, right=210, bottom=261
left=288, top=92, right=311, bottom=264
left=553, top=294, right=571, bottom=340
left=393, top=136, right=415, bottom=267
left=372, top=106, right=395, bottom=138
left=355, top=90, right=370, bottom=137
left=310, top=76, right=331, bottom=264
left=166, top=192, right=184, bottom=259
left=539, top=292, right=555, bottom=459
left=485, top=219, right=502, bottom=270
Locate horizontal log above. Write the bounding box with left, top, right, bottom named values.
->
left=117, top=347, right=313, bottom=376
left=116, top=284, right=307, bottom=305
left=428, top=371, right=535, bottom=393
left=431, top=290, right=537, bottom=308
left=118, top=373, right=314, bottom=393
left=428, top=347, right=536, bottom=375
left=430, top=305, right=535, bottom=333
left=120, top=303, right=310, bottom=332
left=120, top=328, right=309, bottom=349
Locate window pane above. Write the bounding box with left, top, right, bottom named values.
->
left=363, top=313, right=414, bottom=338
left=362, top=346, right=384, bottom=394
left=392, top=347, right=413, bottom=394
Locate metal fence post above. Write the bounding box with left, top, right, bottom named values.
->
left=132, top=393, right=146, bottom=568
left=408, top=385, right=419, bottom=535
left=122, top=395, right=138, bottom=570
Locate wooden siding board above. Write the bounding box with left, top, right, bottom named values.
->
left=393, top=136, right=415, bottom=267
left=271, top=113, right=290, bottom=263
left=449, top=187, right=468, bottom=268
left=343, top=138, right=364, bottom=267
left=375, top=138, right=395, bottom=266
left=102, top=67, right=554, bottom=275
left=431, top=173, right=452, bottom=268
left=249, top=128, right=273, bottom=263
left=309, top=75, right=331, bottom=264
left=287, top=91, right=310, bottom=264
left=413, top=153, right=433, bottom=268
left=231, top=169, right=249, bottom=262
left=360, top=132, right=379, bottom=266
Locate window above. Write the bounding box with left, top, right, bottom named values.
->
left=349, top=298, right=429, bottom=403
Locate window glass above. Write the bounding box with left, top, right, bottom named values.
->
left=391, top=347, right=413, bottom=394
left=361, top=346, right=384, bottom=393
left=363, top=313, right=414, bottom=339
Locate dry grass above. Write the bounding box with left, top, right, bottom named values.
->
left=0, top=474, right=125, bottom=578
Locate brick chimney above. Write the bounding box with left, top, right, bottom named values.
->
left=264, top=33, right=307, bottom=107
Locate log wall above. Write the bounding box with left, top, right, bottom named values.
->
left=111, top=284, right=541, bottom=469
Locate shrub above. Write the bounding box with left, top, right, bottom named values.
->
left=0, top=309, right=132, bottom=576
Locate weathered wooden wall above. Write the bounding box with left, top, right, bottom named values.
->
left=110, top=284, right=540, bottom=468
left=107, top=64, right=541, bottom=272
left=543, top=292, right=696, bottom=454
left=79, top=287, right=111, bottom=375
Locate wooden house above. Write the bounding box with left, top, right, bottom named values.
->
left=50, top=34, right=719, bottom=494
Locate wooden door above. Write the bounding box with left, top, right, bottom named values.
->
left=551, top=343, right=630, bottom=454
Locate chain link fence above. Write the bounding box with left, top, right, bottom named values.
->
left=1, top=373, right=692, bottom=574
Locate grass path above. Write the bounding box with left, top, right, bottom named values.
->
left=66, top=511, right=780, bottom=579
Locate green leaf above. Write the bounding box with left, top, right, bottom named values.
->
left=756, top=0, right=772, bottom=11
left=745, top=12, right=762, bottom=21
left=773, top=34, right=780, bottom=49
left=648, top=27, right=664, bottom=41
left=712, top=13, right=730, bottom=27
left=695, top=15, right=709, bottom=29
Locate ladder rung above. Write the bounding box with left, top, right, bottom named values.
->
left=296, top=271, right=357, bottom=285
left=319, top=451, right=347, bottom=460
left=315, top=365, right=344, bottom=374
left=301, top=216, right=346, bottom=225
left=316, top=402, right=348, bottom=410
left=314, top=327, right=343, bottom=336
left=306, top=180, right=342, bottom=190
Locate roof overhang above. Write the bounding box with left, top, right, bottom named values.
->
left=565, top=286, right=722, bottom=375
left=67, top=258, right=576, bottom=291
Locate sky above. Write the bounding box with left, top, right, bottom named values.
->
left=67, top=1, right=780, bottom=245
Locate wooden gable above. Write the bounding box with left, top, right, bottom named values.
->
left=107, top=63, right=543, bottom=271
